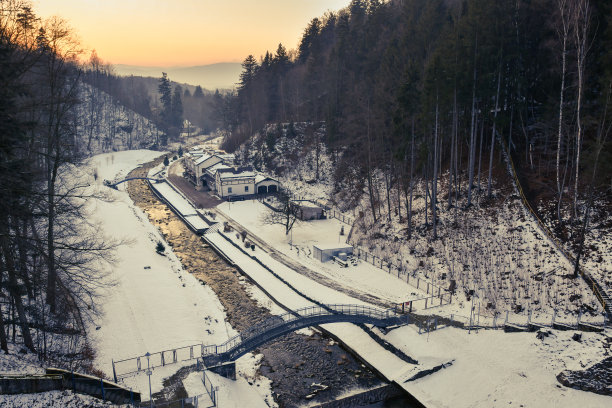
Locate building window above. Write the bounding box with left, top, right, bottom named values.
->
left=245, top=186, right=249, bottom=192
left=228, top=187, right=232, bottom=194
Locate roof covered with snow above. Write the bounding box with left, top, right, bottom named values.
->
left=217, top=166, right=256, bottom=180
left=194, top=153, right=213, bottom=165
left=206, top=162, right=231, bottom=176
left=255, top=174, right=279, bottom=184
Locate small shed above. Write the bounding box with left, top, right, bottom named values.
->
left=291, top=200, right=324, bottom=221
left=313, top=244, right=354, bottom=263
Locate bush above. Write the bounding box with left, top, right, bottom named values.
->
left=163, top=156, right=169, bottom=166
left=156, top=241, right=165, bottom=253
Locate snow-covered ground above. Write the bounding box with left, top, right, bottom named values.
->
left=203, top=211, right=612, bottom=408
left=217, top=199, right=429, bottom=305
left=385, top=325, right=611, bottom=408
left=86, top=152, right=234, bottom=378
left=76, top=83, right=160, bottom=155
left=235, top=123, right=604, bottom=319
left=0, top=344, right=124, bottom=408
left=0, top=150, right=275, bottom=407
left=81, top=150, right=277, bottom=405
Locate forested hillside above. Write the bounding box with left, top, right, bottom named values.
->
left=214, top=0, right=612, bottom=316
left=81, top=62, right=221, bottom=137
left=222, top=0, right=611, bottom=272
left=0, top=1, right=162, bottom=367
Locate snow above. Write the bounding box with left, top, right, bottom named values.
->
left=89, top=150, right=164, bottom=185
left=0, top=390, right=125, bottom=408
left=0, top=347, right=125, bottom=407
left=205, top=227, right=611, bottom=408
left=150, top=181, right=198, bottom=216
left=207, top=185, right=611, bottom=408
left=384, top=325, right=611, bottom=408
left=75, top=150, right=270, bottom=405
left=203, top=231, right=415, bottom=381
left=76, top=83, right=160, bottom=156
left=217, top=199, right=429, bottom=305
left=0, top=344, right=45, bottom=375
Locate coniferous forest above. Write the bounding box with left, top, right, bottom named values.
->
left=219, top=0, right=611, bottom=282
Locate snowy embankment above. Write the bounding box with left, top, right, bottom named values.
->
left=238, top=124, right=603, bottom=318
left=84, top=150, right=272, bottom=406
left=209, top=199, right=611, bottom=408
left=203, top=231, right=417, bottom=383
left=87, top=152, right=232, bottom=375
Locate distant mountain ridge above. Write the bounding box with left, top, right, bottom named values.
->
left=113, top=62, right=242, bottom=90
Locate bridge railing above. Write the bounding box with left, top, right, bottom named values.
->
left=209, top=304, right=396, bottom=358
left=113, top=304, right=400, bottom=379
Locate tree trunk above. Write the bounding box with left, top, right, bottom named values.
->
left=0, top=230, right=35, bottom=352
left=477, top=116, right=484, bottom=192
left=366, top=99, right=378, bottom=223
left=432, top=94, right=439, bottom=239
left=573, top=0, right=590, bottom=219
left=408, top=118, right=415, bottom=239
left=467, top=36, right=478, bottom=207
left=0, top=302, right=7, bottom=353
left=487, top=66, right=502, bottom=197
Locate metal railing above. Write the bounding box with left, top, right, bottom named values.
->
left=205, top=304, right=399, bottom=361
left=113, top=343, right=205, bottom=382
left=113, top=304, right=402, bottom=380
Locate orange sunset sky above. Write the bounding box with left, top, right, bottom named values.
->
left=33, top=0, right=352, bottom=67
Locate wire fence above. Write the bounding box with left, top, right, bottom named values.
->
left=414, top=306, right=608, bottom=335
left=352, top=247, right=452, bottom=310
left=139, top=393, right=211, bottom=408
left=113, top=343, right=209, bottom=382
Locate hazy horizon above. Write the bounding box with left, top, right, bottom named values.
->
left=112, top=62, right=243, bottom=90
left=32, top=0, right=352, bottom=67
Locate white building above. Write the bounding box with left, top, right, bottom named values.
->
left=214, top=167, right=256, bottom=199
left=184, top=152, right=235, bottom=187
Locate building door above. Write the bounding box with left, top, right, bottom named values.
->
left=268, top=185, right=278, bottom=193
left=258, top=185, right=267, bottom=194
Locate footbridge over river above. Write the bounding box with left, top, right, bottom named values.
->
left=112, top=304, right=409, bottom=382
left=104, top=177, right=163, bottom=189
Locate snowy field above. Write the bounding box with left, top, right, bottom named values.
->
left=0, top=345, right=123, bottom=408
left=83, top=151, right=277, bottom=405
left=204, top=216, right=612, bottom=408
left=237, top=125, right=604, bottom=319
left=385, top=325, right=611, bottom=408
left=217, top=199, right=429, bottom=305
left=0, top=150, right=275, bottom=407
